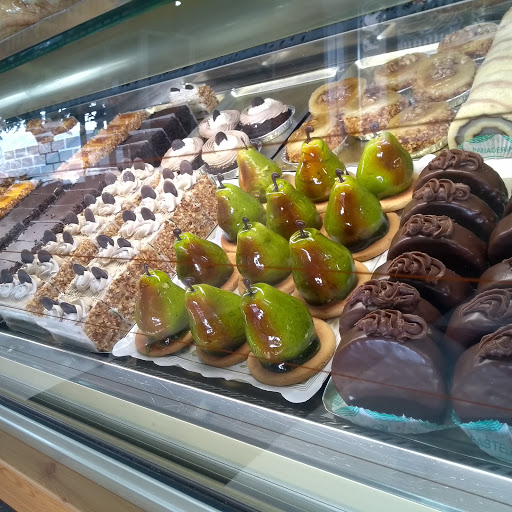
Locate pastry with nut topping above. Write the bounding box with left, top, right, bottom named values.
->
left=374, top=53, right=428, bottom=91
left=438, top=23, right=497, bottom=59
left=309, top=77, right=365, bottom=117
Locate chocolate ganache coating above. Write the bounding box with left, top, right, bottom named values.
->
left=478, top=258, right=512, bottom=293
left=339, top=280, right=440, bottom=337
left=446, top=289, right=512, bottom=353
left=415, top=149, right=508, bottom=216
left=373, top=251, right=472, bottom=312
left=332, top=309, right=447, bottom=422
left=505, top=195, right=512, bottom=217
left=451, top=324, right=512, bottom=423
left=388, top=214, right=487, bottom=278
left=401, top=178, right=497, bottom=241
left=488, top=214, right=512, bottom=264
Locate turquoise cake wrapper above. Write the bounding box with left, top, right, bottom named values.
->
left=459, top=134, right=512, bottom=159
left=453, top=412, right=512, bottom=463
left=323, top=378, right=455, bottom=435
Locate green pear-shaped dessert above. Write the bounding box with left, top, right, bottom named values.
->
left=266, top=173, right=321, bottom=239
left=237, top=146, right=282, bottom=202
left=174, top=229, right=233, bottom=287
left=184, top=279, right=247, bottom=365
left=216, top=175, right=266, bottom=243
left=241, top=280, right=318, bottom=368
left=295, top=126, right=347, bottom=203
left=236, top=218, right=291, bottom=285
left=357, top=131, right=413, bottom=199
left=135, top=266, right=190, bottom=356
left=290, top=221, right=356, bottom=305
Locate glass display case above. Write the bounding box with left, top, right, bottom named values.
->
left=1, top=1, right=512, bottom=510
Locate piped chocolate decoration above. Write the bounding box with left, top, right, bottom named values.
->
left=18, top=269, right=32, bottom=284
left=170, top=87, right=180, bottom=92
left=141, top=185, right=157, bottom=199
left=37, top=250, right=52, bottom=263
left=84, top=194, right=97, bottom=207
left=60, top=302, right=77, bottom=315
left=163, top=180, right=178, bottom=196
left=296, top=220, right=307, bottom=239
left=215, top=132, right=228, bottom=146
left=84, top=208, right=95, bottom=223
left=347, top=280, right=420, bottom=312
left=184, top=277, right=195, bottom=292
left=387, top=251, right=446, bottom=285
left=162, top=168, right=175, bottom=180
left=72, top=263, right=86, bottom=276
left=62, top=232, right=74, bottom=245
left=91, top=267, right=108, bottom=280
left=251, top=96, right=265, bottom=108
left=43, top=230, right=57, bottom=243
left=171, top=139, right=185, bottom=151
left=212, top=110, right=220, bottom=121
left=428, top=149, right=483, bottom=172
left=243, top=278, right=254, bottom=295
left=65, top=212, right=79, bottom=225
left=173, top=228, right=182, bottom=240
left=355, top=309, right=428, bottom=342
left=180, top=160, right=193, bottom=175
left=402, top=214, right=454, bottom=239
left=185, top=84, right=194, bottom=90
left=97, top=234, right=114, bottom=248
left=460, top=289, right=512, bottom=321
left=122, top=210, right=136, bottom=223
left=21, top=249, right=34, bottom=264
left=0, top=270, right=13, bottom=284
left=478, top=325, right=512, bottom=361
left=117, top=238, right=131, bottom=248
left=41, top=297, right=57, bottom=311
left=133, top=157, right=145, bottom=170
left=102, top=192, right=116, bottom=205
left=305, top=125, right=314, bottom=142
left=120, top=158, right=132, bottom=171
left=123, top=170, right=135, bottom=182
left=140, top=207, right=155, bottom=221
left=413, top=179, right=471, bottom=203
left=271, top=172, right=280, bottom=192
left=105, top=172, right=117, bottom=185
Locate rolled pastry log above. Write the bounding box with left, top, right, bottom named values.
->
left=448, top=8, right=512, bottom=148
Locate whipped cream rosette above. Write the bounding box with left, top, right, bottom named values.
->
left=63, top=263, right=116, bottom=306
left=161, top=137, right=204, bottom=172
left=85, top=191, right=123, bottom=219
left=64, top=208, right=117, bottom=245
left=20, top=249, right=61, bottom=283
left=94, top=235, right=142, bottom=272
left=239, top=97, right=293, bottom=140
left=118, top=207, right=163, bottom=243
left=135, top=181, right=184, bottom=216
left=199, top=109, right=240, bottom=139
left=202, top=130, right=250, bottom=176
left=118, top=157, right=156, bottom=181
left=41, top=230, right=77, bottom=257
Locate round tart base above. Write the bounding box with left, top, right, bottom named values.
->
left=221, top=234, right=237, bottom=253
left=320, top=212, right=400, bottom=262
left=135, top=329, right=193, bottom=357
left=247, top=318, right=336, bottom=386
left=220, top=252, right=241, bottom=292
left=238, top=272, right=295, bottom=295
left=380, top=173, right=419, bottom=212
left=196, top=343, right=251, bottom=367
left=292, top=261, right=370, bottom=319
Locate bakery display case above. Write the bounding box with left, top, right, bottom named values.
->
left=2, top=0, right=512, bottom=510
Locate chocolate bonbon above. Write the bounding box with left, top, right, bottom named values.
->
left=488, top=214, right=512, bottom=264
left=478, top=258, right=512, bottom=293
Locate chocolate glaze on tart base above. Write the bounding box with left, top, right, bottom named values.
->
left=478, top=258, right=512, bottom=293
left=488, top=214, right=512, bottom=265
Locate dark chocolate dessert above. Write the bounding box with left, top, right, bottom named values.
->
left=373, top=251, right=472, bottom=312
left=388, top=214, right=488, bottom=279
left=505, top=195, right=512, bottom=217
left=332, top=309, right=447, bottom=422
left=451, top=325, right=512, bottom=424
left=339, top=280, right=441, bottom=337
left=71, top=174, right=106, bottom=194
left=139, top=114, right=187, bottom=142
left=415, top=149, right=508, bottom=216
left=478, top=258, right=512, bottom=293
left=239, top=97, right=292, bottom=139
left=446, top=289, right=512, bottom=353
left=119, top=128, right=171, bottom=166
left=401, top=179, right=497, bottom=241
left=149, top=105, right=198, bottom=135
left=488, top=214, right=512, bottom=264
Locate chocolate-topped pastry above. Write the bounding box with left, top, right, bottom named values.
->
left=388, top=214, right=487, bottom=279
left=339, top=280, right=440, bottom=337
left=401, top=179, right=497, bottom=241
left=415, top=149, right=508, bottom=216
left=373, top=251, right=472, bottom=312
left=488, top=215, right=512, bottom=264
left=478, top=258, right=512, bottom=293
left=451, top=325, right=512, bottom=423
left=446, top=289, right=512, bottom=353
left=332, top=309, right=447, bottom=422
